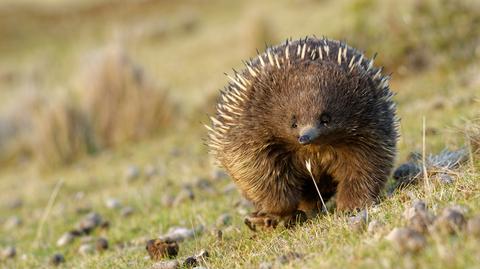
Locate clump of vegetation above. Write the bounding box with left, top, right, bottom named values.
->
left=30, top=97, right=96, bottom=170
left=77, top=45, right=173, bottom=149
left=344, top=0, right=480, bottom=74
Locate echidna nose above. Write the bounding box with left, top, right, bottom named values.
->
left=298, top=135, right=311, bottom=145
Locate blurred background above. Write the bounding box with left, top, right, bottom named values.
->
left=0, top=0, right=479, bottom=171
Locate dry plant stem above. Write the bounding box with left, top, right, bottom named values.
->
left=305, top=159, right=329, bottom=215
left=422, top=116, right=431, bottom=194
left=34, top=178, right=64, bottom=247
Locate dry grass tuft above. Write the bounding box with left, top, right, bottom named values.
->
left=78, top=45, right=172, bottom=148
left=31, top=97, right=96, bottom=170
left=466, top=119, right=480, bottom=158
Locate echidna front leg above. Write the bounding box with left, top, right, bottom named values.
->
left=244, top=211, right=279, bottom=231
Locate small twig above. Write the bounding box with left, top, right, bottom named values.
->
left=34, top=178, right=64, bottom=247
left=305, top=159, right=329, bottom=215
left=422, top=116, right=432, bottom=195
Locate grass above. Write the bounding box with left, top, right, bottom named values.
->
left=1, top=0, right=480, bottom=268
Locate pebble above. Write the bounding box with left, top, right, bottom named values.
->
left=57, top=232, right=76, bottom=247
left=216, top=213, right=232, bottom=227
left=437, top=173, right=454, bottom=184
left=0, top=246, right=16, bottom=260
left=222, top=183, right=237, bottom=194
left=172, top=187, right=194, bottom=206
left=125, top=165, right=141, bottom=181
left=211, top=169, right=228, bottom=181
left=386, top=227, right=426, bottom=253
left=367, top=220, right=384, bottom=235
left=96, top=237, right=109, bottom=251
left=77, top=212, right=103, bottom=234
left=433, top=207, right=466, bottom=234
left=258, top=262, right=273, bottom=269
left=105, top=198, right=122, bottom=209
left=348, top=210, right=368, bottom=232
left=276, top=251, right=303, bottom=265
left=78, top=243, right=94, bottom=256
left=120, top=206, right=135, bottom=217
left=151, top=260, right=180, bottom=269
left=50, top=253, right=65, bottom=266
left=159, top=226, right=204, bottom=242
left=3, top=216, right=22, bottom=230
left=195, top=178, right=216, bottom=194
left=467, top=215, right=480, bottom=237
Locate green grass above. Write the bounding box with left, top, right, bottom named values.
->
left=1, top=0, right=480, bottom=268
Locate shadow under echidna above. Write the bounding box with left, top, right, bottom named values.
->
left=205, top=37, right=399, bottom=230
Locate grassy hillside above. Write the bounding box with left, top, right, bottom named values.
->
left=0, top=0, right=479, bottom=268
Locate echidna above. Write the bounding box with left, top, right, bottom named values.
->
left=205, top=37, right=399, bottom=229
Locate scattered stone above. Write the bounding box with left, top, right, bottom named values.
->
left=258, top=262, right=273, bottom=269
left=367, top=220, right=384, bottom=235
left=467, top=215, right=480, bottom=237
left=161, top=194, right=176, bottom=208
left=146, top=239, right=179, bottom=260
left=437, top=173, right=454, bottom=184
left=403, top=200, right=434, bottom=234
left=125, top=165, right=141, bottom=181
left=49, top=253, right=65, bottom=266
left=159, top=226, right=204, bottom=242
left=0, top=246, right=16, bottom=260
left=386, top=227, right=426, bottom=253
left=151, top=260, right=180, bottom=269
left=6, top=198, right=23, bottom=210
left=96, top=237, right=109, bottom=252
left=78, top=243, right=94, bottom=256
left=211, top=169, right=228, bottom=181
left=276, top=251, right=303, bottom=265
left=77, top=212, right=103, bottom=234
left=173, top=187, right=194, bottom=206
left=216, top=213, right=232, bottom=227
left=183, top=256, right=198, bottom=267
left=57, top=232, right=76, bottom=247
left=348, top=210, right=368, bottom=232
left=121, top=206, right=135, bottom=217
left=195, top=178, right=216, bottom=194
left=433, top=207, right=466, bottom=234
left=105, top=198, right=122, bottom=209
left=222, top=183, right=237, bottom=194
left=144, top=165, right=158, bottom=179
left=3, top=216, right=22, bottom=230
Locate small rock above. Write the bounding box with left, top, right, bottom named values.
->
left=161, top=194, right=176, bottom=208
left=467, top=215, right=480, bottom=237
left=211, top=169, right=228, bottom=181
left=159, top=226, right=204, bottom=242
left=3, top=216, right=22, bottom=230
left=125, top=165, right=141, bottom=181
left=78, top=243, right=94, bottom=256
left=6, top=198, right=23, bottom=210
left=120, top=206, right=135, bottom=217
left=173, top=187, right=195, bottom=206
left=183, top=256, right=198, bottom=267
left=144, top=165, right=158, bottom=179
left=348, top=210, right=368, bottom=232
left=367, top=220, right=384, bottom=235
left=151, top=260, right=180, bottom=269
left=77, top=212, right=103, bottom=234
left=216, top=213, right=232, bottom=227
left=437, top=173, right=454, bottom=184
left=96, top=237, right=109, bottom=252
left=50, top=253, right=65, bottom=266
left=146, top=239, right=179, bottom=260
left=222, top=183, right=237, bottom=194
left=386, top=227, right=426, bottom=253
left=195, top=249, right=209, bottom=260
left=433, top=207, right=466, bottom=234
left=0, top=246, right=16, bottom=260
left=57, top=232, right=76, bottom=247
left=195, top=178, right=216, bottom=194
left=105, top=198, right=122, bottom=209
left=258, top=262, right=273, bottom=269
left=276, top=251, right=303, bottom=265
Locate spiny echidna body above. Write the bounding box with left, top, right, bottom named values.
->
left=206, top=37, right=399, bottom=229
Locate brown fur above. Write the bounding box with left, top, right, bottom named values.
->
left=206, top=37, right=398, bottom=227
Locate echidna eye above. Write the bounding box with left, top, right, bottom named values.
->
left=291, top=116, right=297, bottom=129
left=319, top=113, right=331, bottom=125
